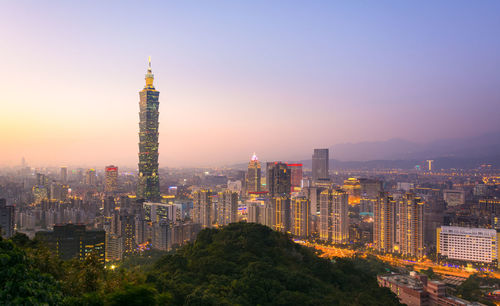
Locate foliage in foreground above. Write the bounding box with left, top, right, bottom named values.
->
left=0, top=223, right=400, bottom=305
left=146, top=223, right=400, bottom=305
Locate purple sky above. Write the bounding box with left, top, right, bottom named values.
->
left=1, top=1, right=499, bottom=167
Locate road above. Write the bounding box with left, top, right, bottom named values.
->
left=298, top=241, right=500, bottom=279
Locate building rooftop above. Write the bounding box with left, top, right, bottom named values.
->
left=378, top=274, right=424, bottom=291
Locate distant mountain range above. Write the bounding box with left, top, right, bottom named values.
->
left=230, top=131, right=500, bottom=170
left=330, top=131, right=500, bottom=162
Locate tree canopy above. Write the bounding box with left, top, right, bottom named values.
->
left=146, top=222, right=399, bottom=305
left=1, top=223, right=400, bottom=305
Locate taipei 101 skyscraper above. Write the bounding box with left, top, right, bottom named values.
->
left=137, top=57, right=160, bottom=200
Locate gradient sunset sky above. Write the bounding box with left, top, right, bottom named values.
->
left=1, top=1, right=499, bottom=168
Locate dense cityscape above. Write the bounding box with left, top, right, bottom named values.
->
left=1, top=60, right=499, bottom=305
left=2, top=2, right=500, bottom=305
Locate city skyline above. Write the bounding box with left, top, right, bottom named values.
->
left=1, top=1, right=500, bottom=168
left=1, top=3, right=500, bottom=304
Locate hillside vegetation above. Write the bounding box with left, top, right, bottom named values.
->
left=0, top=222, right=399, bottom=305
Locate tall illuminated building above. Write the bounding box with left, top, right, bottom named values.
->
left=247, top=199, right=273, bottom=228
left=312, top=149, right=329, bottom=183
left=288, top=163, right=303, bottom=190
left=105, top=234, right=123, bottom=262
left=342, top=178, right=361, bottom=205
left=266, top=162, right=291, bottom=198
left=246, top=153, right=261, bottom=194
left=137, top=58, right=160, bottom=200
left=397, top=193, right=425, bottom=258
left=192, top=190, right=213, bottom=228
left=373, top=192, right=396, bottom=253
left=272, top=196, right=291, bottom=233
left=291, top=196, right=310, bottom=238
left=104, top=165, right=118, bottom=193
left=319, top=189, right=349, bottom=243
left=217, top=190, right=238, bottom=225
left=120, top=210, right=136, bottom=255
left=426, top=160, right=434, bottom=171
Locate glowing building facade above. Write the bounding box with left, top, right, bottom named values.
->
left=397, top=193, right=425, bottom=258
left=272, top=196, right=291, bottom=233
left=291, top=197, right=310, bottom=238
left=217, top=190, right=238, bottom=226
left=373, top=192, right=396, bottom=253
left=319, top=189, right=349, bottom=243
left=105, top=165, right=118, bottom=193
left=437, top=226, right=499, bottom=266
left=288, top=163, right=303, bottom=190
left=246, top=153, right=261, bottom=194
left=137, top=58, right=160, bottom=200
left=266, top=162, right=291, bottom=198
left=192, top=189, right=213, bottom=228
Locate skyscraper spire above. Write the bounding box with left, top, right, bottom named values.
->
left=145, top=56, right=154, bottom=89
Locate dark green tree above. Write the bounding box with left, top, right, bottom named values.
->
left=0, top=238, right=63, bottom=305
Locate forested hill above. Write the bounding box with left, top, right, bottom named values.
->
left=147, top=222, right=399, bottom=305
left=0, top=222, right=400, bottom=305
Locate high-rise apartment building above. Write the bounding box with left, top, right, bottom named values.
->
left=0, top=199, right=15, bottom=238
left=192, top=190, right=213, bottom=228
left=302, top=186, right=325, bottom=216
left=247, top=199, right=273, bottom=228
left=373, top=192, right=396, bottom=253
left=143, top=202, right=177, bottom=223
left=105, top=234, right=123, bottom=262
left=397, top=193, right=425, bottom=258
left=247, top=200, right=263, bottom=224
left=312, top=149, right=329, bottom=183
left=120, top=211, right=136, bottom=255
left=152, top=221, right=201, bottom=251
left=319, top=189, right=349, bottom=243
left=137, top=58, right=160, bottom=201
left=291, top=196, right=310, bottom=238
left=105, top=165, right=118, bottom=193
left=152, top=220, right=171, bottom=251
left=246, top=153, right=261, bottom=195
left=288, top=163, right=303, bottom=190
left=217, top=190, right=238, bottom=226
left=272, top=196, right=291, bottom=233
left=267, top=162, right=291, bottom=198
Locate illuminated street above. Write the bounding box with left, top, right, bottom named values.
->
left=299, top=241, right=500, bottom=279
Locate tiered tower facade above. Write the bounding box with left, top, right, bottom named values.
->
left=137, top=58, right=160, bottom=200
